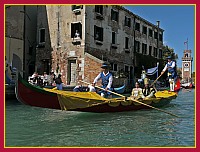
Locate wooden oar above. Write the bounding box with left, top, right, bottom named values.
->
left=127, top=97, right=179, bottom=117
left=80, top=80, right=179, bottom=118
left=79, top=80, right=125, bottom=98
left=150, top=69, right=167, bottom=87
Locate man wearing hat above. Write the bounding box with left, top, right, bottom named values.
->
left=161, top=56, right=177, bottom=91
left=92, top=62, right=113, bottom=97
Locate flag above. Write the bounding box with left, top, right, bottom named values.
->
left=184, top=38, right=188, bottom=45
left=146, top=66, right=158, bottom=76
left=184, top=41, right=188, bottom=45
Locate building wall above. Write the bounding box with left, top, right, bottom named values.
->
left=5, top=5, right=37, bottom=79
left=36, top=5, right=164, bottom=86
left=5, top=6, right=24, bottom=74
left=84, top=5, right=163, bottom=81
left=85, top=6, right=134, bottom=69
left=24, top=6, right=37, bottom=78
left=5, top=37, right=23, bottom=77
left=84, top=53, right=103, bottom=86
left=36, top=5, right=86, bottom=85
left=36, top=6, right=52, bottom=75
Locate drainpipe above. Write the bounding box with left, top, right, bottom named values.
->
left=156, top=21, right=160, bottom=81
left=156, top=20, right=160, bottom=59
left=133, top=15, right=136, bottom=84
left=23, top=5, right=26, bottom=78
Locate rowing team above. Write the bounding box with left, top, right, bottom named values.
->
left=72, top=62, right=156, bottom=99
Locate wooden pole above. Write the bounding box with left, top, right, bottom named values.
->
left=150, top=69, right=167, bottom=87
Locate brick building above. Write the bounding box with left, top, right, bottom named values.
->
left=182, top=49, right=193, bottom=82
left=35, top=5, right=164, bottom=87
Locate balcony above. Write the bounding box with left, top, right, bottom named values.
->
left=73, top=9, right=81, bottom=15
left=72, top=37, right=81, bottom=45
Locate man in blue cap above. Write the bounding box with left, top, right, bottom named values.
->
left=161, top=56, right=177, bottom=91
left=92, top=62, right=113, bottom=97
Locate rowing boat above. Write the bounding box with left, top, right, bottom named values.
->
left=15, top=73, right=177, bottom=113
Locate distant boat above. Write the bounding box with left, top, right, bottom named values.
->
left=181, top=82, right=193, bottom=89
left=113, top=84, right=126, bottom=94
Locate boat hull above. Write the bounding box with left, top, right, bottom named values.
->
left=15, top=74, right=177, bottom=113
left=16, top=76, right=60, bottom=109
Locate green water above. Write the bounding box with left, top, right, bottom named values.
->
left=5, top=89, right=195, bottom=147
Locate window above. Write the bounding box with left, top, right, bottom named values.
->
left=39, top=28, right=45, bottom=43
left=149, top=46, right=152, bottom=56
left=111, top=9, right=118, bottom=22
left=142, top=43, right=147, bottom=54
left=135, top=22, right=140, bottom=32
left=71, top=23, right=82, bottom=39
left=111, top=63, right=118, bottom=71
left=72, top=5, right=83, bottom=11
left=125, top=16, right=131, bottom=27
left=159, top=33, right=163, bottom=41
left=112, top=32, right=116, bottom=44
left=159, top=49, right=162, bottom=58
left=125, top=37, right=129, bottom=49
left=94, top=25, right=103, bottom=41
left=95, top=5, right=103, bottom=15
left=135, top=41, right=140, bottom=53
left=154, top=47, right=157, bottom=57
left=149, top=28, right=152, bottom=37
left=142, top=26, right=147, bottom=35
left=114, top=64, right=118, bottom=71
left=154, top=31, right=158, bottom=39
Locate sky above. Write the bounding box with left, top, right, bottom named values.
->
left=124, top=5, right=195, bottom=72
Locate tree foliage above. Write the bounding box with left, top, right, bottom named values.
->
left=162, top=45, right=178, bottom=68
left=162, top=45, right=178, bottom=61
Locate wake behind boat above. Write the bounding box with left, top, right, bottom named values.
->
left=15, top=73, right=177, bottom=113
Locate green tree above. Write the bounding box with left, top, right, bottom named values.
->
left=162, top=45, right=178, bottom=62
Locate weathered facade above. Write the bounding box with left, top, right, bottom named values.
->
left=35, top=5, right=164, bottom=87
left=5, top=5, right=37, bottom=79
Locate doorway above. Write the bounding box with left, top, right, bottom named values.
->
left=68, top=60, right=76, bottom=85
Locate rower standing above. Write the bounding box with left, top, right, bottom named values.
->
left=161, top=56, right=177, bottom=91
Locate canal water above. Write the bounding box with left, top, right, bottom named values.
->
left=5, top=89, right=195, bottom=147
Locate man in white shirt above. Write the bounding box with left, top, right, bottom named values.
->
left=93, top=63, right=113, bottom=97
left=161, top=56, right=177, bottom=91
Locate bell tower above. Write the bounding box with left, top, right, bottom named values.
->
left=182, top=50, right=193, bottom=82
